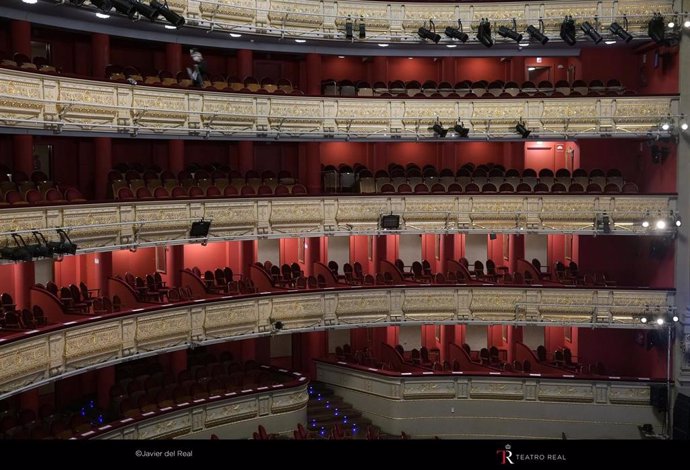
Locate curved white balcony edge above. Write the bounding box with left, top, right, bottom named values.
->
left=0, top=285, right=673, bottom=399
left=0, top=68, right=679, bottom=141
left=0, top=194, right=677, bottom=256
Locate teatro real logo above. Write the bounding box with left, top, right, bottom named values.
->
left=496, top=444, right=567, bottom=465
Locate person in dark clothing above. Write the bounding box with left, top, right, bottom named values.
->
left=186, top=48, right=208, bottom=87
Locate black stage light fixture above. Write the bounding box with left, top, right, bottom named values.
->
left=131, top=0, right=159, bottom=21
left=55, top=229, right=78, bottom=255
left=345, top=15, right=353, bottom=39
left=90, top=0, right=113, bottom=12
left=445, top=20, right=469, bottom=43
left=498, top=19, right=522, bottom=43
left=527, top=20, right=549, bottom=44
left=454, top=121, right=470, bottom=137
left=380, top=214, right=401, bottom=230
left=112, top=0, right=136, bottom=17
left=477, top=18, right=494, bottom=47
left=648, top=13, right=665, bottom=43
left=418, top=20, right=442, bottom=43
left=190, top=219, right=211, bottom=238
left=432, top=122, right=448, bottom=137
left=580, top=21, right=602, bottom=44
left=151, top=0, right=185, bottom=27
left=560, top=15, right=576, bottom=45
left=359, top=16, right=366, bottom=39
left=515, top=120, right=531, bottom=138
left=610, top=18, right=633, bottom=43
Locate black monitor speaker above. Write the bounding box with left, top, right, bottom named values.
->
left=190, top=220, right=211, bottom=238
left=380, top=214, right=400, bottom=230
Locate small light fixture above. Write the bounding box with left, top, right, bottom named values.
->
left=560, top=16, right=576, bottom=45
left=526, top=21, right=549, bottom=45
left=581, top=20, right=603, bottom=44
left=432, top=120, right=448, bottom=137
left=338, top=55, right=345, bottom=59
left=295, top=39, right=306, bottom=43
left=96, top=12, right=110, bottom=18
left=656, top=317, right=665, bottom=326
left=610, top=18, right=633, bottom=43
left=642, top=220, right=650, bottom=228
left=378, top=43, right=389, bottom=47
left=22, top=0, right=38, bottom=4
left=418, top=20, right=442, bottom=43
left=655, top=219, right=667, bottom=230
left=454, top=121, right=470, bottom=137
left=672, top=314, right=679, bottom=322
left=605, top=40, right=617, bottom=45
left=640, top=316, right=648, bottom=324
left=515, top=120, right=531, bottom=138
left=477, top=18, right=494, bottom=47
left=446, top=44, right=457, bottom=48
left=445, top=19, right=469, bottom=43
left=229, top=33, right=242, bottom=38
left=498, top=19, right=523, bottom=43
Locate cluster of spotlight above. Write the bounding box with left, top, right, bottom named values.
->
left=640, top=214, right=682, bottom=230
left=639, top=312, right=679, bottom=325
left=57, top=0, right=185, bottom=28
left=415, top=12, right=690, bottom=47
left=432, top=119, right=470, bottom=138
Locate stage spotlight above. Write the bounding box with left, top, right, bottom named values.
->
left=345, top=15, right=353, bottom=39
left=655, top=219, right=667, bottom=230
left=445, top=20, right=469, bottom=43
left=609, top=21, right=633, bottom=43
left=526, top=23, right=549, bottom=44
left=498, top=19, right=523, bottom=43
left=515, top=121, right=531, bottom=138
left=672, top=314, right=679, bottom=322
left=642, top=220, right=650, bottom=228
left=418, top=21, right=441, bottom=43
left=90, top=0, right=113, bottom=12
left=432, top=122, right=448, bottom=137
left=640, top=316, right=648, bottom=324
left=560, top=16, right=576, bottom=45
left=477, top=18, right=494, bottom=47
left=150, top=0, right=185, bottom=27
left=581, top=21, right=602, bottom=44
left=656, top=317, right=665, bottom=326
left=68, top=0, right=87, bottom=4
left=112, top=0, right=136, bottom=17
left=454, top=121, right=470, bottom=137
left=359, top=16, right=366, bottom=39
left=131, top=0, right=159, bottom=21
left=648, top=13, right=665, bottom=43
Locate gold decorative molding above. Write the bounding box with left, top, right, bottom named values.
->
left=0, top=286, right=672, bottom=397
left=0, top=69, right=678, bottom=138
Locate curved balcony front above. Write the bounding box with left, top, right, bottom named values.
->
left=0, top=284, right=674, bottom=398
left=0, top=69, right=678, bottom=141
left=0, top=193, right=677, bottom=255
